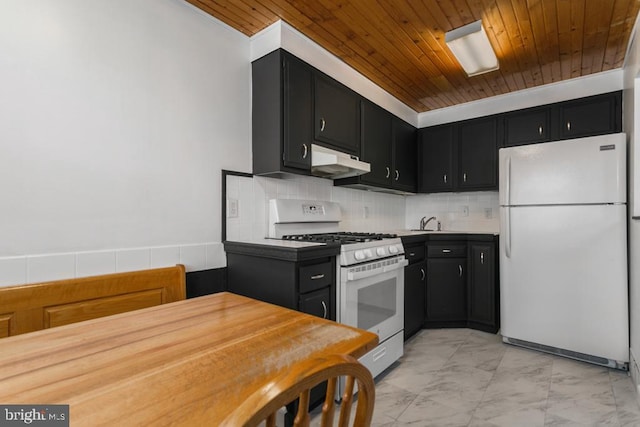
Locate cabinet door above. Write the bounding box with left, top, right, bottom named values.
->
left=393, top=118, right=417, bottom=192
left=404, top=262, right=426, bottom=340
left=558, top=92, right=622, bottom=139
left=299, top=287, right=331, bottom=320
left=360, top=100, right=392, bottom=186
left=504, top=107, right=552, bottom=147
left=419, top=124, right=455, bottom=192
left=283, top=54, right=313, bottom=170
left=458, top=116, right=498, bottom=190
left=426, top=257, right=466, bottom=322
left=467, top=243, right=496, bottom=327
left=314, top=75, right=360, bottom=155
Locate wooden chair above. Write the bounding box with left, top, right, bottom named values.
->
left=221, top=353, right=375, bottom=427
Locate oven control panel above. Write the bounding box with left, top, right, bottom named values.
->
left=301, top=203, right=326, bottom=216
left=340, top=239, right=405, bottom=266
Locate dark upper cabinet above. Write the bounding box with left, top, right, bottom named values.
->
left=393, top=118, right=418, bottom=192
left=457, top=116, right=499, bottom=191
left=419, top=124, right=455, bottom=193
left=283, top=54, right=313, bottom=170
left=467, top=241, right=498, bottom=331
left=504, top=106, right=552, bottom=147
left=314, top=74, right=360, bottom=155
left=360, top=100, right=392, bottom=187
left=252, top=50, right=312, bottom=175
left=419, top=116, right=497, bottom=193
left=558, top=91, right=622, bottom=139
left=336, top=101, right=417, bottom=193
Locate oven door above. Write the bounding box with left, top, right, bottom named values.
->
left=339, top=256, right=407, bottom=342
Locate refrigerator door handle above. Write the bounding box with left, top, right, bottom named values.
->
left=505, top=155, right=511, bottom=207
left=505, top=207, right=511, bottom=258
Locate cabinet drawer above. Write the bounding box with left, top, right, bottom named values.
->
left=299, top=262, right=333, bottom=293
left=428, top=245, right=466, bottom=258
left=405, top=245, right=425, bottom=264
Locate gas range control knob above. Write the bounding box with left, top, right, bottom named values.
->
left=376, top=247, right=386, bottom=256
left=354, top=250, right=366, bottom=261
left=388, top=245, right=399, bottom=254
left=364, top=249, right=373, bottom=258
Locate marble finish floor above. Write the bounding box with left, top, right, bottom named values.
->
left=365, top=328, right=640, bottom=426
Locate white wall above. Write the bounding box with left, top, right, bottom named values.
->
left=0, top=0, right=251, bottom=285
left=623, top=14, right=640, bottom=393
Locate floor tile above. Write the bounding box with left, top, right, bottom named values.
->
left=367, top=328, right=640, bottom=427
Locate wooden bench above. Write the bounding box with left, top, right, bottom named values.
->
left=0, top=264, right=186, bottom=338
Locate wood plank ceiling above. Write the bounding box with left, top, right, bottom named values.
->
left=187, top=0, right=640, bottom=113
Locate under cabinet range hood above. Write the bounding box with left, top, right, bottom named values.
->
left=311, top=144, right=370, bottom=179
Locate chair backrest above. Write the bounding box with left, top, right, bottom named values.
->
left=221, top=353, right=375, bottom=427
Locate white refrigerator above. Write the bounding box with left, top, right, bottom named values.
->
left=499, top=133, right=629, bottom=369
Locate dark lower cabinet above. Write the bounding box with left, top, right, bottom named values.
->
left=404, top=260, right=426, bottom=340
left=467, top=241, right=499, bottom=333
left=224, top=242, right=339, bottom=427
left=417, top=236, right=499, bottom=333
left=426, top=257, right=467, bottom=325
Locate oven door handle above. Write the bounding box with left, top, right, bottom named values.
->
left=346, top=258, right=408, bottom=281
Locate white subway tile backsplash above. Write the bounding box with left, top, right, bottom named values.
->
left=205, top=243, right=226, bottom=268
left=76, top=251, right=117, bottom=277
left=27, top=253, right=76, bottom=283
left=150, top=246, right=181, bottom=268
left=116, top=248, right=151, bottom=273
left=0, top=257, right=27, bottom=287
left=180, top=244, right=207, bottom=272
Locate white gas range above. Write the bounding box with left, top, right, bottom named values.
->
left=269, top=199, right=407, bottom=385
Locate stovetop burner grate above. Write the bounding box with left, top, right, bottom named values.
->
left=281, top=232, right=398, bottom=244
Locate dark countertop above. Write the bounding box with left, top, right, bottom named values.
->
left=223, top=239, right=340, bottom=262
left=391, top=230, right=499, bottom=245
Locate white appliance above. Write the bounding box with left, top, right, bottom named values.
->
left=310, top=144, right=371, bottom=179
left=499, top=133, right=628, bottom=369
left=268, top=199, right=406, bottom=390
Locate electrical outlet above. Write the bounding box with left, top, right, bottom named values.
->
left=363, top=206, right=370, bottom=218
left=484, top=208, right=493, bottom=219
left=227, top=198, right=239, bottom=218
left=461, top=205, right=469, bottom=217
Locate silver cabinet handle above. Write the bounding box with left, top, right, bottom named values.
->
left=310, top=274, right=325, bottom=280
left=463, top=172, right=467, bottom=182
left=442, top=249, right=451, bottom=253
left=320, top=118, right=326, bottom=132
left=567, top=121, right=571, bottom=131
left=385, top=167, right=390, bottom=179
left=301, top=143, right=308, bottom=159
left=538, top=125, right=543, bottom=135
left=395, top=170, right=399, bottom=181
left=420, top=268, right=425, bottom=281
left=443, top=174, right=447, bottom=184
left=409, top=252, right=415, bottom=257
left=321, top=301, right=327, bottom=319
left=481, top=252, right=484, bottom=264
left=459, top=264, right=463, bottom=277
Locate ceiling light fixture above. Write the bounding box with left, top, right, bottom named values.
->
left=445, top=20, right=499, bottom=77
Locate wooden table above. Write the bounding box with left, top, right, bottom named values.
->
left=0, top=292, right=378, bottom=426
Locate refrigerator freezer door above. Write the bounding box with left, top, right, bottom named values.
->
left=499, top=133, right=626, bottom=206
left=499, top=204, right=628, bottom=363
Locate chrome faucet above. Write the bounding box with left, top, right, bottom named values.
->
left=420, top=216, right=437, bottom=231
